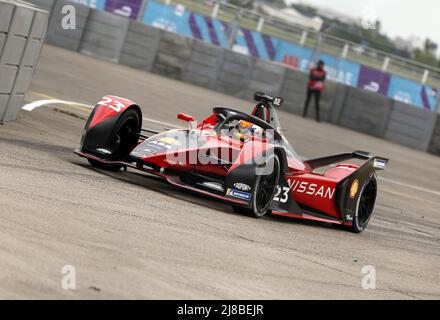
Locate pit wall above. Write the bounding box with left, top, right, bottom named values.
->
left=0, top=0, right=49, bottom=122
left=25, top=0, right=440, bottom=157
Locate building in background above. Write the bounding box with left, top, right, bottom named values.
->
left=256, top=3, right=323, bottom=31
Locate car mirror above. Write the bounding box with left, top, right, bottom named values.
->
left=177, top=112, right=195, bottom=123
left=177, top=113, right=196, bottom=130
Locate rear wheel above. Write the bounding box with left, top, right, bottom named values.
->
left=349, top=177, right=377, bottom=233
left=88, top=109, right=140, bottom=171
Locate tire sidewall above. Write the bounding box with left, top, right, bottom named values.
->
left=108, top=109, right=140, bottom=161
left=352, top=175, right=377, bottom=233
left=251, top=154, right=280, bottom=218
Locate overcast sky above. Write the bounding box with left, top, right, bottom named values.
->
left=287, top=0, right=440, bottom=55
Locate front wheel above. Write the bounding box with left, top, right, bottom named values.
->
left=349, top=177, right=377, bottom=233
left=250, top=154, right=281, bottom=218
left=231, top=155, right=281, bottom=218
left=87, top=159, right=123, bottom=172
left=86, top=108, right=141, bottom=171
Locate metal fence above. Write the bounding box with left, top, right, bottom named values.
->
left=153, top=0, right=440, bottom=88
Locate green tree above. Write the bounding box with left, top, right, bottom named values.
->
left=413, top=39, right=439, bottom=67
left=226, top=0, right=285, bottom=8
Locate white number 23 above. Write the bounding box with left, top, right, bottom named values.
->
left=97, top=97, right=125, bottom=112
left=273, top=186, right=289, bottom=203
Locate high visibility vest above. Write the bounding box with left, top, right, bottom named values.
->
left=308, top=68, right=326, bottom=91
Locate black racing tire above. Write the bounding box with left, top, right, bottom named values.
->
left=232, top=205, right=252, bottom=215
left=87, top=159, right=123, bottom=172
left=250, top=154, right=281, bottom=218
left=349, top=177, right=377, bottom=233
left=87, top=109, right=140, bottom=171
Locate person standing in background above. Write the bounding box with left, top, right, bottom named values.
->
left=303, top=60, right=326, bottom=122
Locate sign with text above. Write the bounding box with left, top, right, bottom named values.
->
left=357, top=65, right=391, bottom=96
left=105, top=0, right=143, bottom=20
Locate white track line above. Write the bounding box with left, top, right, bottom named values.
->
left=22, top=99, right=181, bottom=128
left=379, top=177, right=440, bottom=197
left=141, top=117, right=181, bottom=128
left=23, top=99, right=440, bottom=197
left=22, top=99, right=93, bottom=111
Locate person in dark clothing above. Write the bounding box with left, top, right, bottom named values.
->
left=303, top=60, right=326, bottom=122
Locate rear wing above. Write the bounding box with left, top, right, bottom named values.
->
left=306, top=151, right=389, bottom=224
left=304, top=150, right=389, bottom=171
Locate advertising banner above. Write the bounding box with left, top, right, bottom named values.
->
left=357, top=65, right=391, bottom=96
left=318, top=53, right=360, bottom=87
left=140, top=1, right=438, bottom=111
left=143, top=1, right=202, bottom=39
left=105, top=0, right=144, bottom=20
left=70, top=0, right=107, bottom=10
left=388, top=75, right=439, bottom=110
left=273, top=39, right=314, bottom=71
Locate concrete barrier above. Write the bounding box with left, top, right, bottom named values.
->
left=5, top=2, right=440, bottom=157
left=153, top=31, right=193, bottom=80
left=279, top=68, right=307, bottom=115
left=0, top=0, right=48, bottom=122
left=25, top=0, right=55, bottom=12
left=243, top=59, right=285, bottom=100
left=182, top=40, right=224, bottom=90
left=318, top=80, right=339, bottom=122
left=215, top=50, right=255, bottom=97
left=428, top=115, right=440, bottom=156
left=328, top=84, right=348, bottom=124
left=119, top=21, right=160, bottom=71
left=337, top=87, right=392, bottom=137
left=45, top=0, right=90, bottom=52
left=384, top=102, right=437, bottom=151
left=79, top=9, right=129, bottom=62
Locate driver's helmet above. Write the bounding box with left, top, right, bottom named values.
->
left=234, top=120, right=263, bottom=140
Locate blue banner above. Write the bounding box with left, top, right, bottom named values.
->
left=136, top=0, right=439, bottom=110
left=70, top=0, right=106, bottom=10
left=388, top=76, right=438, bottom=111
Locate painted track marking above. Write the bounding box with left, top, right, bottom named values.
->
left=379, top=177, right=440, bottom=197
left=22, top=93, right=182, bottom=128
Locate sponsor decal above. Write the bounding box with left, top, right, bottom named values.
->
left=345, top=214, right=353, bottom=221
left=226, top=188, right=251, bottom=201
left=373, top=158, right=387, bottom=169
left=131, top=138, right=177, bottom=158
left=287, top=179, right=336, bottom=200
left=104, top=0, right=143, bottom=20
left=96, top=148, right=111, bottom=155
left=273, top=97, right=283, bottom=107
left=364, top=81, right=380, bottom=93
left=357, top=65, right=391, bottom=96
left=350, top=179, right=359, bottom=199
left=200, top=182, right=224, bottom=192
left=233, top=183, right=251, bottom=192
left=159, top=137, right=180, bottom=146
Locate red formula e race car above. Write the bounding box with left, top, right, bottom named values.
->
left=75, top=92, right=388, bottom=233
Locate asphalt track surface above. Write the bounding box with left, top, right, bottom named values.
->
left=0, top=45, right=439, bottom=299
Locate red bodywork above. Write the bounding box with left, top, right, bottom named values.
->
left=75, top=95, right=387, bottom=228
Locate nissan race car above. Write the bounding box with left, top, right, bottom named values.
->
left=74, top=92, right=388, bottom=233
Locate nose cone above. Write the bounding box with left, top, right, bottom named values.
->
left=130, top=137, right=180, bottom=158
left=131, top=132, right=182, bottom=159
